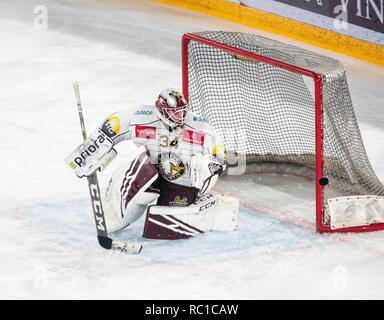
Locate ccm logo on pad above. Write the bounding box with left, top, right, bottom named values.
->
left=182, top=130, right=205, bottom=146
left=135, top=125, right=156, bottom=139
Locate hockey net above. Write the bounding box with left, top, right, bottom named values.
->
left=182, top=31, right=384, bottom=233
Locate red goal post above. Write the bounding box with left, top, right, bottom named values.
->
left=181, top=31, right=384, bottom=233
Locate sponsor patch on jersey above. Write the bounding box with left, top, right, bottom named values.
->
left=101, top=116, right=120, bottom=138
left=193, top=116, right=209, bottom=123
left=157, top=152, right=186, bottom=181
left=135, top=125, right=156, bottom=139
left=134, top=110, right=153, bottom=116
left=182, top=130, right=205, bottom=146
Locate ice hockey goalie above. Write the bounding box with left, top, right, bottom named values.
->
left=66, top=88, right=239, bottom=240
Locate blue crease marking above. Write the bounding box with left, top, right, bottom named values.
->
left=22, top=198, right=325, bottom=262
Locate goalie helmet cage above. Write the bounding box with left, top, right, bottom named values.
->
left=181, top=31, right=384, bottom=233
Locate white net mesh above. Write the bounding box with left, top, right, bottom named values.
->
left=185, top=31, right=384, bottom=229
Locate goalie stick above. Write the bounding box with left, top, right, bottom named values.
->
left=73, top=82, right=142, bottom=254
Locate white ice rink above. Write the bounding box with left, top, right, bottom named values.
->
left=1, top=0, right=384, bottom=300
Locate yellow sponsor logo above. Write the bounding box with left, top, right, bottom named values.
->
left=213, top=144, right=225, bottom=158
left=102, top=116, right=120, bottom=137
left=109, top=116, right=120, bottom=134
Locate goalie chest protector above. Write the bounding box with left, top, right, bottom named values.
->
left=101, top=105, right=219, bottom=189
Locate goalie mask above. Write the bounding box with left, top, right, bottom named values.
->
left=155, top=88, right=189, bottom=128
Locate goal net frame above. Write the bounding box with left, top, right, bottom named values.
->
left=181, top=32, right=384, bottom=233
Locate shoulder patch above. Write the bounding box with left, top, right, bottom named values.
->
left=130, top=105, right=158, bottom=125
left=184, top=112, right=215, bottom=135
left=192, top=116, right=209, bottom=123
left=133, top=110, right=154, bottom=116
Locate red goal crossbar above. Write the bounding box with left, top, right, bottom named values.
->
left=181, top=32, right=384, bottom=233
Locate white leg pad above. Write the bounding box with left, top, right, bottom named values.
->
left=142, top=194, right=239, bottom=240
left=209, top=195, right=239, bottom=231
left=93, top=145, right=159, bottom=233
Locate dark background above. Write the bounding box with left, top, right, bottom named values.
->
left=266, top=0, right=383, bottom=34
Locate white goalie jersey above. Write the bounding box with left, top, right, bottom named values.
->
left=99, top=105, right=226, bottom=189
left=65, top=102, right=238, bottom=239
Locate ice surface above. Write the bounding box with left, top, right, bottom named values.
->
left=1, top=0, right=384, bottom=300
